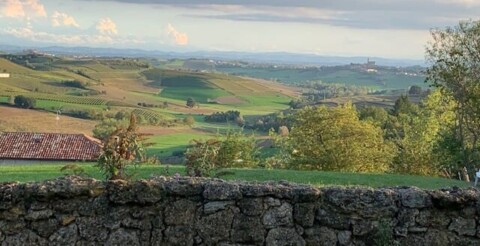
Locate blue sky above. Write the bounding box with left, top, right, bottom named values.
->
left=0, top=0, right=479, bottom=59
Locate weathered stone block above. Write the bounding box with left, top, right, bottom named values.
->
left=238, top=198, right=264, bottom=216
left=294, top=203, right=315, bottom=228
left=203, top=201, right=235, bottom=215
left=400, top=188, right=432, bottom=209
left=48, top=224, right=78, bottom=245
left=304, top=226, right=336, bottom=246
left=164, top=226, right=194, bottom=246
left=164, top=199, right=198, bottom=226
left=232, top=214, right=265, bottom=245
left=204, top=181, right=242, bottom=201
left=106, top=228, right=140, bottom=246
left=266, top=227, right=305, bottom=246
left=197, top=210, right=234, bottom=244
left=263, top=202, right=293, bottom=229
left=448, top=217, right=476, bottom=236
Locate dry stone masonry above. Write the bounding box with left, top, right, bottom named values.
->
left=0, top=176, right=480, bottom=245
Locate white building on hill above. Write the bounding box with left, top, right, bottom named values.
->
left=0, top=73, right=10, bottom=78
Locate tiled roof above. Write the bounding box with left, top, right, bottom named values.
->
left=0, top=132, right=102, bottom=161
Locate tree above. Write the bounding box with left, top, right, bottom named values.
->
left=425, top=20, right=480, bottom=171
left=392, top=95, right=418, bottom=116
left=183, top=115, right=195, bottom=127
left=14, top=95, right=36, bottom=109
left=185, top=131, right=258, bottom=177
left=93, top=118, right=126, bottom=141
left=392, top=90, right=457, bottom=176
left=186, top=97, right=197, bottom=108
left=287, top=104, right=395, bottom=172
left=408, top=85, right=422, bottom=95
left=96, top=114, right=145, bottom=180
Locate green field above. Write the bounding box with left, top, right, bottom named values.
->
left=0, top=164, right=470, bottom=189
left=216, top=65, right=426, bottom=90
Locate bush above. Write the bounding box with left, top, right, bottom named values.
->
left=14, top=95, right=36, bottom=109
left=185, top=131, right=258, bottom=177
left=183, top=116, right=195, bottom=127
left=96, top=114, right=145, bottom=180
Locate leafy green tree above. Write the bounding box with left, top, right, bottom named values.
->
left=96, top=114, right=145, bottom=180
left=392, top=90, right=457, bottom=175
left=287, top=104, right=395, bottom=172
left=425, top=20, right=480, bottom=171
left=392, top=95, right=418, bottom=116
left=216, top=131, right=258, bottom=168
left=185, top=131, right=258, bottom=177
left=186, top=97, right=197, bottom=108
left=14, top=95, right=36, bottom=109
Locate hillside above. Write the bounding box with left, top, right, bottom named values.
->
left=0, top=55, right=299, bottom=159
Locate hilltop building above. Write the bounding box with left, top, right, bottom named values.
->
left=0, top=73, right=10, bottom=78
left=0, top=132, right=102, bottom=164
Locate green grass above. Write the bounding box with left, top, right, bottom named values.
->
left=0, top=164, right=471, bottom=189
left=216, top=66, right=426, bottom=90
left=147, top=133, right=213, bottom=157
left=160, top=87, right=230, bottom=103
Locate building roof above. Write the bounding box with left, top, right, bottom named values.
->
left=0, top=132, right=102, bottom=161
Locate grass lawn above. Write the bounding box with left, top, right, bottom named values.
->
left=0, top=164, right=471, bottom=189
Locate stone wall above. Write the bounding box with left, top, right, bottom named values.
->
left=0, top=176, right=479, bottom=245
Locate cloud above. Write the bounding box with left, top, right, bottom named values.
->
left=96, top=17, right=118, bottom=35
left=76, top=0, right=480, bottom=30
left=0, top=0, right=46, bottom=18
left=4, top=26, right=143, bottom=45
left=166, top=23, right=188, bottom=45
left=51, top=11, right=80, bottom=28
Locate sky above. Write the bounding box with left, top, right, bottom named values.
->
left=0, top=0, right=479, bottom=59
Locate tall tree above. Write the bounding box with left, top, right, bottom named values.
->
left=287, top=104, right=395, bottom=172
left=425, top=20, right=480, bottom=170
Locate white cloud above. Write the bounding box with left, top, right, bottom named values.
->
left=0, top=0, right=46, bottom=18
left=96, top=17, right=118, bottom=35
left=166, top=23, right=188, bottom=45
left=51, top=11, right=80, bottom=28
left=4, top=27, right=143, bottom=45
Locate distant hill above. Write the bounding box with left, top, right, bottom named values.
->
left=0, top=44, right=425, bottom=67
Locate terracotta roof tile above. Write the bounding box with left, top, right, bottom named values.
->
left=0, top=132, right=102, bottom=161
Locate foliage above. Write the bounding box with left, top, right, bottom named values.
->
left=62, top=80, right=86, bottom=89
left=185, top=139, right=221, bottom=177
left=425, top=20, right=480, bottom=172
left=185, top=131, right=258, bottom=177
left=186, top=97, right=197, bottom=108
left=204, top=110, right=241, bottom=123
left=14, top=95, right=36, bottom=109
left=286, top=104, right=395, bottom=172
left=408, top=85, right=422, bottom=95
left=96, top=114, right=145, bottom=180
left=183, top=115, right=195, bottom=127
left=391, top=95, right=419, bottom=116
left=93, top=118, right=127, bottom=140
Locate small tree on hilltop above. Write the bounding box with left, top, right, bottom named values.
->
left=186, top=97, right=197, bottom=108
left=96, top=114, right=145, bottom=180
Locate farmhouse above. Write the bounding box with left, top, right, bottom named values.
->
left=0, top=73, right=10, bottom=78
left=0, top=132, right=101, bottom=164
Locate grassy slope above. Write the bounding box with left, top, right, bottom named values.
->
left=0, top=164, right=470, bottom=189
left=216, top=66, right=425, bottom=90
